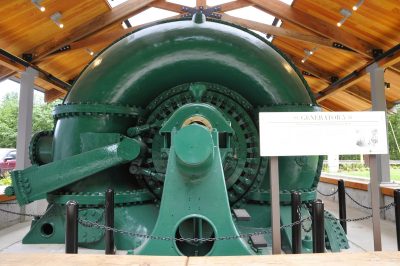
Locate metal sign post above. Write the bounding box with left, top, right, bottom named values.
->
left=269, top=156, right=281, bottom=254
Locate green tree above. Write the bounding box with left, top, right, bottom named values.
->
left=0, top=92, right=59, bottom=148
left=388, top=106, right=400, bottom=160
left=0, top=92, right=18, bottom=147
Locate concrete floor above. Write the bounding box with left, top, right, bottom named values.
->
left=0, top=199, right=398, bottom=254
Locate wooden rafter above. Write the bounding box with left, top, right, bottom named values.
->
left=151, top=0, right=185, bottom=13
left=220, top=14, right=335, bottom=48
left=0, top=50, right=69, bottom=94
left=37, top=15, right=181, bottom=62
left=316, top=44, right=400, bottom=102
left=196, top=0, right=207, bottom=8
left=151, top=0, right=251, bottom=13
left=26, top=0, right=157, bottom=62
left=0, top=68, right=15, bottom=82
left=248, top=0, right=374, bottom=58
left=277, top=45, right=397, bottom=109
left=217, top=0, right=251, bottom=12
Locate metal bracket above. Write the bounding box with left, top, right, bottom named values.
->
left=233, top=209, right=251, bottom=221
left=181, top=6, right=222, bottom=19
left=22, top=53, right=33, bottom=62
left=332, top=42, right=354, bottom=52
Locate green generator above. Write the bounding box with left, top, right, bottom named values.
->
left=6, top=14, right=347, bottom=255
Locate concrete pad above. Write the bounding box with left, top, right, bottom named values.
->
left=321, top=198, right=398, bottom=252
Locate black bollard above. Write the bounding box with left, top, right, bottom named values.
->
left=105, top=188, right=115, bottom=255
left=65, top=200, right=79, bottom=254
left=291, top=191, right=302, bottom=254
left=312, top=199, right=325, bottom=253
left=395, top=189, right=400, bottom=251
left=338, top=179, right=347, bottom=233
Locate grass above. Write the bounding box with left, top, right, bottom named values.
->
left=336, top=168, right=400, bottom=182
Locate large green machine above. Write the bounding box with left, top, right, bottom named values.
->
left=6, top=14, right=348, bottom=255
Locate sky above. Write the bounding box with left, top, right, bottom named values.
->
left=0, top=79, right=20, bottom=101
left=0, top=79, right=45, bottom=104
left=0, top=0, right=293, bottom=104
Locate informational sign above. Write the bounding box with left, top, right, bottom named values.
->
left=259, top=111, right=388, bottom=156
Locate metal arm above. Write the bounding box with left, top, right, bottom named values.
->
left=6, top=137, right=143, bottom=205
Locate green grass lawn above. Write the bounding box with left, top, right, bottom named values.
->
left=337, top=168, right=400, bottom=182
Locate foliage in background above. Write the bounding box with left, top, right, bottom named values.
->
left=388, top=106, right=400, bottom=160
left=0, top=92, right=60, bottom=148
left=0, top=172, right=11, bottom=185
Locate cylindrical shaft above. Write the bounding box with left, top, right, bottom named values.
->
left=105, top=188, right=115, bottom=255
left=65, top=200, right=78, bottom=254
left=291, top=191, right=302, bottom=254
left=395, top=189, right=400, bottom=251
left=338, top=179, right=347, bottom=233
left=312, top=199, right=325, bottom=253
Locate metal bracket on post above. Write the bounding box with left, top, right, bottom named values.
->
left=269, top=156, right=281, bottom=254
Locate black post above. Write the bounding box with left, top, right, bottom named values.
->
left=291, top=191, right=302, bottom=254
left=105, top=188, right=115, bottom=255
left=65, top=200, right=78, bottom=254
left=338, top=179, right=347, bottom=233
left=312, top=199, right=325, bottom=253
left=395, top=189, right=400, bottom=251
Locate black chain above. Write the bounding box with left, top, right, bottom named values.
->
left=298, top=206, right=312, bottom=232
left=324, top=214, right=373, bottom=223
left=345, top=191, right=395, bottom=210
left=78, top=217, right=311, bottom=242
left=317, top=188, right=338, bottom=197
left=0, top=207, right=41, bottom=217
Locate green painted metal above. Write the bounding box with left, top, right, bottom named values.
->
left=7, top=137, right=143, bottom=205
left=137, top=124, right=252, bottom=255
left=8, top=16, right=348, bottom=255
left=47, top=189, right=153, bottom=205
left=29, top=131, right=53, bottom=165
left=324, top=211, right=349, bottom=251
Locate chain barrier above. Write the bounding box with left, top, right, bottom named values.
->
left=324, top=214, right=373, bottom=223
left=0, top=188, right=397, bottom=242
left=0, top=207, right=41, bottom=217
left=317, top=183, right=395, bottom=211
left=298, top=206, right=312, bottom=233
left=344, top=191, right=395, bottom=211
left=78, top=216, right=312, bottom=242
left=316, top=188, right=338, bottom=197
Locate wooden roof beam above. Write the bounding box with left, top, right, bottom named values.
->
left=0, top=68, right=16, bottom=82
left=220, top=14, right=334, bottom=48
left=196, top=0, right=207, bottom=8
left=151, top=0, right=186, bottom=13
left=248, top=0, right=374, bottom=58
left=0, top=49, right=70, bottom=93
left=278, top=47, right=396, bottom=109
left=37, top=15, right=181, bottom=62
left=26, top=0, right=157, bottom=62
left=152, top=0, right=251, bottom=14
left=316, top=44, right=400, bottom=102
left=216, top=0, right=252, bottom=12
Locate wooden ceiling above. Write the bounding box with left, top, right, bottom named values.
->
left=0, top=0, right=399, bottom=110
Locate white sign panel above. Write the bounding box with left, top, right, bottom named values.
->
left=259, top=111, right=388, bottom=156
